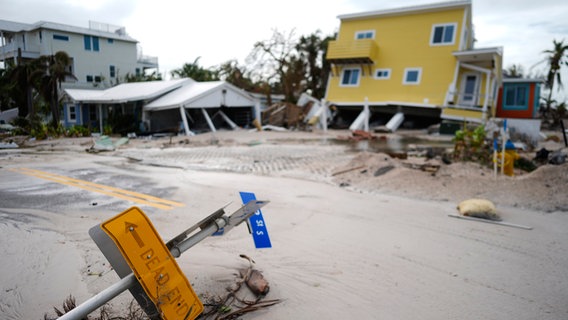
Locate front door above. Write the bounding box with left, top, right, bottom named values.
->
left=459, top=73, right=480, bottom=106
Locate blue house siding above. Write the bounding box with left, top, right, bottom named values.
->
left=533, top=84, right=541, bottom=118
left=63, top=102, right=82, bottom=127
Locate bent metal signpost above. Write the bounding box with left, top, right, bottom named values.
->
left=102, top=207, right=203, bottom=319
left=60, top=198, right=269, bottom=320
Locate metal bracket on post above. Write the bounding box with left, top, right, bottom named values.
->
left=61, top=200, right=269, bottom=320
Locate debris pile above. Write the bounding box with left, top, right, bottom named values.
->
left=261, top=102, right=311, bottom=129
left=199, top=254, right=280, bottom=319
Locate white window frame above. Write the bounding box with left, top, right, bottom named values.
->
left=374, top=68, right=391, bottom=80
left=68, top=105, right=77, bottom=123
left=355, top=30, right=375, bottom=40
left=430, top=23, right=457, bottom=46
left=340, top=67, right=362, bottom=87
left=403, top=68, right=422, bottom=85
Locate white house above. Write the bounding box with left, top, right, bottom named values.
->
left=0, top=19, right=158, bottom=89
left=63, top=79, right=261, bottom=135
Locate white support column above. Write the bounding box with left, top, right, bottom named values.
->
left=217, top=110, right=238, bottom=129
left=179, top=105, right=192, bottom=136
left=254, top=101, right=261, bottom=124
left=201, top=108, right=216, bottom=132
left=482, top=71, right=491, bottom=122
left=98, top=104, right=103, bottom=134
left=320, top=99, right=328, bottom=132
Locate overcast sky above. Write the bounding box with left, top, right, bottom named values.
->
left=2, top=0, right=568, bottom=100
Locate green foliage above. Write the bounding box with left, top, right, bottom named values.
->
left=103, top=124, right=113, bottom=136
left=452, top=124, right=491, bottom=164
left=66, top=125, right=91, bottom=137
left=124, top=70, right=163, bottom=82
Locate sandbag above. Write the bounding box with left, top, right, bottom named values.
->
left=457, top=199, right=501, bottom=221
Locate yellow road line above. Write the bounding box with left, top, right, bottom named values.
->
left=10, top=168, right=185, bottom=210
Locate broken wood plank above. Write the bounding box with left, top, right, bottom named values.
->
left=448, top=214, right=533, bottom=230
left=331, top=165, right=366, bottom=176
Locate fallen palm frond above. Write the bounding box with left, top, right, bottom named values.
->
left=198, top=254, right=281, bottom=319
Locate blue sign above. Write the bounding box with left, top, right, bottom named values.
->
left=240, top=191, right=272, bottom=249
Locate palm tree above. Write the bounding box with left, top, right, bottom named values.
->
left=543, top=39, right=568, bottom=103
left=171, top=57, right=219, bottom=81
left=30, top=51, right=76, bottom=128
left=3, top=52, right=35, bottom=117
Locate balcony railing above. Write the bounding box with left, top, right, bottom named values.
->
left=326, top=39, right=378, bottom=64
left=446, top=90, right=495, bottom=111
left=0, top=43, right=41, bottom=60
left=137, top=55, right=159, bottom=68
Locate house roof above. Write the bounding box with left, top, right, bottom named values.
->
left=64, top=78, right=192, bottom=104
left=144, top=81, right=257, bottom=111
left=503, top=78, right=544, bottom=84
left=0, top=19, right=138, bottom=42
left=338, top=0, right=471, bottom=20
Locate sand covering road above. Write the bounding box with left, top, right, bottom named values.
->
left=1, top=129, right=567, bottom=319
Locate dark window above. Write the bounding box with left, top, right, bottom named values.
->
left=84, top=35, right=91, bottom=50
left=110, top=65, right=116, bottom=78
left=93, top=36, right=99, bottom=51
left=341, top=68, right=360, bottom=86
left=107, top=38, right=114, bottom=44
left=504, top=85, right=528, bottom=108
left=86, top=75, right=93, bottom=82
left=53, top=34, right=69, bottom=41
left=89, top=105, right=97, bottom=121
left=94, top=76, right=102, bottom=83
left=68, top=105, right=76, bottom=121
left=432, top=24, right=456, bottom=45
left=406, top=71, right=418, bottom=82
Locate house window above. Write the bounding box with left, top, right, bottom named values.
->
left=431, top=23, right=456, bottom=45
left=374, top=68, right=391, bottom=80
left=68, top=105, right=77, bottom=122
left=84, top=35, right=91, bottom=50
left=341, top=68, right=361, bottom=86
left=110, top=65, right=116, bottom=78
left=107, top=38, right=114, bottom=44
left=86, top=75, right=93, bottom=82
left=355, top=30, right=375, bottom=40
left=403, top=68, right=422, bottom=85
left=94, top=75, right=102, bottom=83
left=92, top=37, right=99, bottom=51
left=136, top=68, right=141, bottom=76
left=84, top=35, right=100, bottom=51
left=504, top=85, right=529, bottom=109
left=53, top=34, right=69, bottom=41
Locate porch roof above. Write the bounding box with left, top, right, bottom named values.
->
left=64, top=78, right=191, bottom=104
left=144, top=81, right=257, bottom=111
left=453, top=47, right=503, bottom=67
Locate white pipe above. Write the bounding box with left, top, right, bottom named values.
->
left=58, top=274, right=137, bottom=320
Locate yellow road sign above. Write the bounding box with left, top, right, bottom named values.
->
left=101, top=207, right=203, bottom=319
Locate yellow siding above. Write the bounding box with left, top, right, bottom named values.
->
left=442, top=107, right=483, bottom=120
left=327, top=8, right=466, bottom=106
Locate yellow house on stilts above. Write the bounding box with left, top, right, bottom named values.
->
left=324, top=0, right=502, bottom=131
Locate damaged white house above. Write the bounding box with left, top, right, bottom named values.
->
left=63, top=78, right=261, bottom=135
